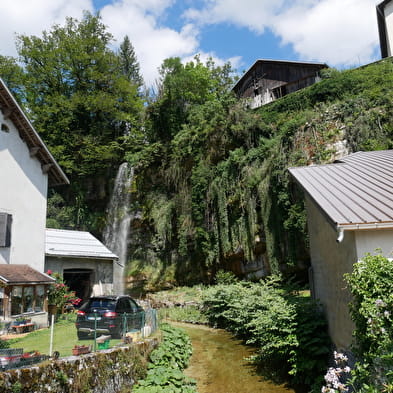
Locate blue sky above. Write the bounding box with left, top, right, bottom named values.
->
left=0, top=0, right=381, bottom=86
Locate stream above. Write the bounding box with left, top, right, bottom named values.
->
left=174, top=322, right=294, bottom=393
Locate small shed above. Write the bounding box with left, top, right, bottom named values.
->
left=289, top=150, right=393, bottom=350
left=233, top=59, right=327, bottom=109
left=0, top=264, right=54, bottom=328
left=45, top=229, right=118, bottom=302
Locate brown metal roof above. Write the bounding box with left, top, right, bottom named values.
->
left=289, top=150, right=393, bottom=230
left=0, top=78, right=69, bottom=186
left=0, top=264, right=55, bottom=285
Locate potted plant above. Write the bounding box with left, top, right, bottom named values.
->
left=72, top=345, right=91, bottom=356
left=47, top=271, right=81, bottom=315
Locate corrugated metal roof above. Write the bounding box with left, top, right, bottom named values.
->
left=45, top=229, right=118, bottom=260
left=289, top=150, right=393, bottom=230
left=0, top=264, right=54, bottom=285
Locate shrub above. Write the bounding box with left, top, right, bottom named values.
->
left=0, top=338, right=10, bottom=349
left=344, top=253, right=393, bottom=390
left=214, top=270, right=238, bottom=285
left=159, top=305, right=208, bottom=324
left=202, top=279, right=330, bottom=386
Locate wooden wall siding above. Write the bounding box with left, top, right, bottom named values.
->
left=234, top=61, right=326, bottom=107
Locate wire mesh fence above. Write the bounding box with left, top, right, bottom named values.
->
left=121, top=308, right=158, bottom=338
left=0, top=348, right=49, bottom=371
left=143, top=308, right=158, bottom=337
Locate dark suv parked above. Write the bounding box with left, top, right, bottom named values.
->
left=75, top=295, right=144, bottom=339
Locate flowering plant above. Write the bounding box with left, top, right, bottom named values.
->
left=322, top=351, right=351, bottom=393
left=47, top=271, right=81, bottom=311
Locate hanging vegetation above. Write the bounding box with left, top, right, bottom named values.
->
left=128, top=58, right=393, bottom=287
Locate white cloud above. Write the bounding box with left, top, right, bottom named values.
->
left=184, top=0, right=286, bottom=34
left=273, top=0, right=380, bottom=66
left=185, top=0, right=381, bottom=67
left=2, top=0, right=378, bottom=89
left=0, top=0, right=92, bottom=57
left=100, top=0, right=201, bottom=86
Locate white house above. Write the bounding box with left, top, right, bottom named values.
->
left=45, top=228, right=118, bottom=302
left=0, top=78, right=69, bottom=326
left=289, top=150, right=393, bottom=350
left=377, top=0, right=393, bottom=58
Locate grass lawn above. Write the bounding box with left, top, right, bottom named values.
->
left=6, top=314, right=122, bottom=357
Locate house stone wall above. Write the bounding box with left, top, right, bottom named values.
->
left=0, top=339, right=158, bottom=393
left=305, top=196, right=356, bottom=350
left=0, top=110, right=47, bottom=271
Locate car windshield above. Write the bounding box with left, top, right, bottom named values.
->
left=87, top=299, right=116, bottom=310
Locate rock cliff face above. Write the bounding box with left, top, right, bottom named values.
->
left=122, top=59, right=393, bottom=287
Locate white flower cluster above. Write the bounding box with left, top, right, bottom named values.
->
left=321, top=352, right=351, bottom=393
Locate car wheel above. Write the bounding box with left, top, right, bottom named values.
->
left=77, top=331, right=89, bottom=340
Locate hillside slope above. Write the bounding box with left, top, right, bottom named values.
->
left=128, top=58, right=393, bottom=289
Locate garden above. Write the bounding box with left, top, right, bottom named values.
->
left=3, top=315, right=124, bottom=358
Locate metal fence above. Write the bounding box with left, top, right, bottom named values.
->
left=0, top=348, right=49, bottom=371
left=142, top=308, right=158, bottom=337
left=120, top=308, right=158, bottom=338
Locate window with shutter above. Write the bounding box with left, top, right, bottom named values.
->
left=0, top=213, right=12, bottom=247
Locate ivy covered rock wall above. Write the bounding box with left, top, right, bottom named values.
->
left=0, top=340, right=158, bottom=393
left=128, top=58, right=393, bottom=288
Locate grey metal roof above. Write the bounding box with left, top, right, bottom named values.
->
left=45, top=229, right=118, bottom=260
left=289, top=150, right=393, bottom=230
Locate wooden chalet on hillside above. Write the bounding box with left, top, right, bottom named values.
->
left=233, top=59, right=327, bottom=109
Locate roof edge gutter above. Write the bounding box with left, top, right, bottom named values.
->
left=339, top=221, right=393, bottom=231
left=45, top=253, right=119, bottom=260
left=336, top=221, right=393, bottom=242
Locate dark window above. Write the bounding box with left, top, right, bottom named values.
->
left=0, top=213, right=11, bottom=247
left=116, top=298, right=129, bottom=313
left=10, top=286, right=44, bottom=315
left=127, top=298, right=139, bottom=312
left=88, top=299, right=116, bottom=310
left=0, top=288, right=4, bottom=317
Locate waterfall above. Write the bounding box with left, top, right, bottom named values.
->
left=103, top=162, right=134, bottom=295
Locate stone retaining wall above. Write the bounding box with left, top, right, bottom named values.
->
left=0, top=339, right=158, bottom=393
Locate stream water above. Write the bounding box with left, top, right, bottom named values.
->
left=175, top=323, right=294, bottom=393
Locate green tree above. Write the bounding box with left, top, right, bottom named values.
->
left=15, top=12, right=144, bottom=232
left=118, top=35, right=143, bottom=89
left=0, top=55, right=25, bottom=102
left=147, top=56, right=234, bottom=142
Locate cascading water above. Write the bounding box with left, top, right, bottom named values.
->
left=103, top=162, right=134, bottom=295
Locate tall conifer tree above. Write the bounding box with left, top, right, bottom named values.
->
left=119, top=35, right=143, bottom=89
